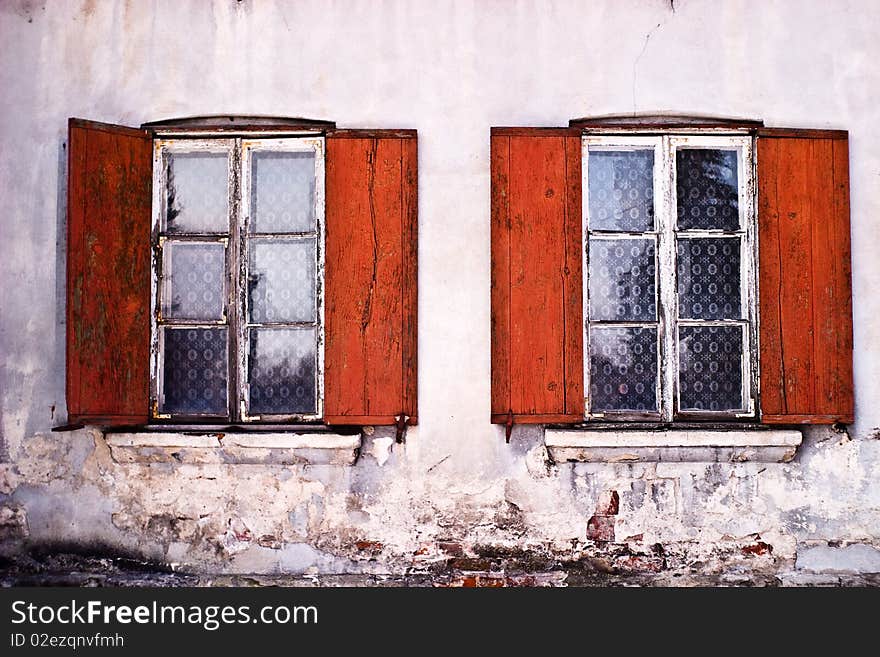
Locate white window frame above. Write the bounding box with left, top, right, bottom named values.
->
left=150, top=135, right=325, bottom=423
left=239, top=137, right=325, bottom=422
left=582, top=133, right=757, bottom=422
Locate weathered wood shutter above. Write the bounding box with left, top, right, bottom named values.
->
left=66, top=118, right=153, bottom=425
left=490, top=128, right=584, bottom=425
left=756, top=129, right=853, bottom=423
left=324, top=130, right=418, bottom=426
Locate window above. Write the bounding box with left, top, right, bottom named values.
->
left=583, top=135, right=756, bottom=421
left=152, top=137, right=325, bottom=422
left=65, top=117, right=417, bottom=431
left=490, top=116, right=853, bottom=432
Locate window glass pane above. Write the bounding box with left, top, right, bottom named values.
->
left=161, top=327, right=228, bottom=415
left=678, top=325, right=744, bottom=411
left=248, top=327, right=317, bottom=415
left=248, top=239, right=316, bottom=323
left=588, top=149, right=655, bottom=232
left=676, top=237, right=741, bottom=320
left=251, top=151, right=316, bottom=233
left=588, top=238, right=656, bottom=321
left=676, top=148, right=739, bottom=231
left=589, top=326, right=658, bottom=413
left=165, top=153, right=229, bottom=233
left=161, top=242, right=225, bottom=321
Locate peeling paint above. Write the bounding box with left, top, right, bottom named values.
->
left=2, top=0, right=880, bottom=584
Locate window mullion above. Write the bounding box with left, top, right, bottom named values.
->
left=229, top=138, right=244, bottom=423
left=657, top=135, right=678, bottom=422
left=743, top=135, right=758, bottom=415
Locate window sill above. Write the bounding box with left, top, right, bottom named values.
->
left=544, top=428, right=801, bottom=464
left=104, top=432, right=361, bottom=466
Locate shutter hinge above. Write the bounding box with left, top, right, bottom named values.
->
left=395, top=413, right=410, bottom=444
left=505, top=409, right=514, bottom=443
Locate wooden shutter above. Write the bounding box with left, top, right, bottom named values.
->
left=490, top=128, right=583, bottom=424
left=756, top=128, right=853, bottom=424
left=66, top=118, right=153, bottom=425
left=324, top=130, right=418, bottom=426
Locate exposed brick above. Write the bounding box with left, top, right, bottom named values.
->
left=355, top=540, right=383, bottom=552
left=505, top=574, right=536, bottom=587
left=596, top=490, right=620, bottom=516
left=586, top=515, right=615, bottom=542
left=437, top=541, right=464, bottom=556
left=742, top=541, right=773, bottom=556
left=449, top=557, right=492, bottom=571
left=413, top=545, right=431, bottom=557
left=477, top=576, right=505, bottom=587
left=229, top=518, right=252, bottom=542
left=614, top=555, right=664, bottom=573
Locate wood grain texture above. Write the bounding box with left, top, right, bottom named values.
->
left=401, top=137, right=419, bottom=423
left=562, top=135, right=585, bottom=417
left=491, top=127, right=578, bottom=137
left=491, top=413, right=584, bottom=424
left=829, top=138, right=854, bottom=417
left=490, top=135, right=512, bottom=417
left=491, top=128, right=583, bottom=422
left=762, top=413, right=853, bottom=425
left=509, top=135, right=567, bottom=414
left=66, top=118, right=152, bottom=424
left=757, top=133, right=853, bottom=424
left=324, top=414, right=416, bottom=425
left=324, top=133, right=417, bottom=425
left=328, top=129, right=417, bottom=139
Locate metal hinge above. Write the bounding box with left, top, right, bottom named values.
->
left=395, top=413, right=409, bottom=444
left=505, top=409, right=514, bottom=443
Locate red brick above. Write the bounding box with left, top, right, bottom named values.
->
left=586, top=515, right=615, bottom=542
left=596, top=490, right=620, bottom=515
left=505, top=574, right=536, bottom=587
left=614, top=555, right=664, bottom=573
left=741, top=541, right=773, bottom=556
left=437, top=541, right=464, bottom=556
left=477, top=576, right=505, bottom=587
left=355, top=540, right=383, bottom=552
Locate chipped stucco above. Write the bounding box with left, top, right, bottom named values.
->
left=1, top=0, right=880, bottom=584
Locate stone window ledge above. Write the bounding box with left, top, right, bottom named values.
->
left=104, top=432, right=361, bottom=466
left=544, top=429, right=801, bottom=464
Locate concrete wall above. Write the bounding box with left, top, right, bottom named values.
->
left=1, top=0, right=879, bottom=584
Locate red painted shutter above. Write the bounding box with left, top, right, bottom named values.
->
left=66, top=118, right=153, bottom=425
left=490, top=128, right=584, bottom=424
left=757, top=129, right=853, bottom=424
left=324, top=130, right=418, bottom=426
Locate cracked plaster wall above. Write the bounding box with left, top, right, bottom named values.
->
left=1, top=0, right=879, bottom=581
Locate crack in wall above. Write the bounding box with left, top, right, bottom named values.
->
left=632, top=2, right=677, bottom=114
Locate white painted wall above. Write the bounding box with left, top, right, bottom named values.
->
left=1, top=0, right=879, bottom=579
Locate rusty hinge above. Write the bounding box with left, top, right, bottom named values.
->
left=395, top=413, right=409, bottom=444
left=505, top=409, right=514, bottom=443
